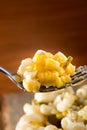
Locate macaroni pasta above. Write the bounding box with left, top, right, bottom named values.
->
left=17, top=50, right=75, bottom=92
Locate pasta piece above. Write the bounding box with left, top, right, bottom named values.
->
left=40, top=104, right=56, bottom=115
left=78, top=105, right=87, bottom=120
left=54, top=52, right=67, bottom=63
left=16, top=114, right=47, bottom=130
left=61, top=117, right=86, bottom=130
left=17, top=58, right=34, bottom=76
left=45, top=125, right=59, bottom=130
left=76, top=85, right=87, bottom=99
left=16, top=123, right=37, bottom=130
left=23, top=79, right=40, bottom=92
left=34, top=90, right=63, bottom=103
left=23, top=103, right=40, bottom=115
left=55, top=92, right=77, bottom=112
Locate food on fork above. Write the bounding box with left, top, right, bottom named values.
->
left=17, top=50, right=75, bottom=92
left=16, top=50, right=87, bottom=130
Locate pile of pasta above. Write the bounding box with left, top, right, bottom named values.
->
left=16, top=84, right=87, bottom=130
left=17, top=50, right=75, bottom=92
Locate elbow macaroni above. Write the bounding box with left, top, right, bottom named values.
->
left=16, top=84, right=87, bottom=130
left=76, top=85, right=87, bottom=99
left=17, top=50, right=75, bottom=92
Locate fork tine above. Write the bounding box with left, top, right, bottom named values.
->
left=71, top=65, right=87, bottom=79
left=75, top=65, right=87, bottom=71
left=71, top=73, right=87, bottom=85
left=72, top=70, right=87, bottom=80
left=75, top=65, right=87, bottom=74
left=67, top=65, right=87, bottom=87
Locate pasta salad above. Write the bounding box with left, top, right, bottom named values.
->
left=16, top=84, right=87, bottom=130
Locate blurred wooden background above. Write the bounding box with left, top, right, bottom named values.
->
left=0, top=0, right=87, bottom=95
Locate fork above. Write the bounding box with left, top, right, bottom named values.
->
left=0, top=65, right=87, bottom=92
left=0, top=66, right=24, bottom=90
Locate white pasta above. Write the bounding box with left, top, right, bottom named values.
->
left=55, top=92, right=76, bottom=112
left=44, top=125, right=59, bottom=130
left=40, top=104, right=56, bottom=115
left=61, top=117, right=86, bottom=130
left=15, top=50, right=87, bottom=129
left=76, top=85, right=87, bottom=99
left=16, top=84, right=87, bottom=130
left=15, top=115, right=37, bottom=130
left=23, top=103, right=40, bottom=115
left=16, top=123, right=37, bottom=130
left=23, top=70, right=37, bottom=80
left=78, top=105, right=87, bottom=120
left=34, top=90, right=63, bottom=103
left=17, top=58, right=34, bottom=76
left=21, top=114, right=44, bottom=124
left=16, top=113, right=47, bottom=130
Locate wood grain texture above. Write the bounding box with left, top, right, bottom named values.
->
left=0, top=0, right=87, bottom=94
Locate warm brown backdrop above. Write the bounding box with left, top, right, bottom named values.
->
left=0, top=0, right=87, bottom=94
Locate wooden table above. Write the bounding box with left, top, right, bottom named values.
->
left=0, top=0, right=87, bottom=95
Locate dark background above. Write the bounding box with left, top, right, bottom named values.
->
left=0, top=0, right=87, bottom=94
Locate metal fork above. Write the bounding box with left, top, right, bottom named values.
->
left=0, top=66, right=24, bottom=90
left=0, top=65, right=87, bottom=92
left=39, top=65, right=87, bottom=92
